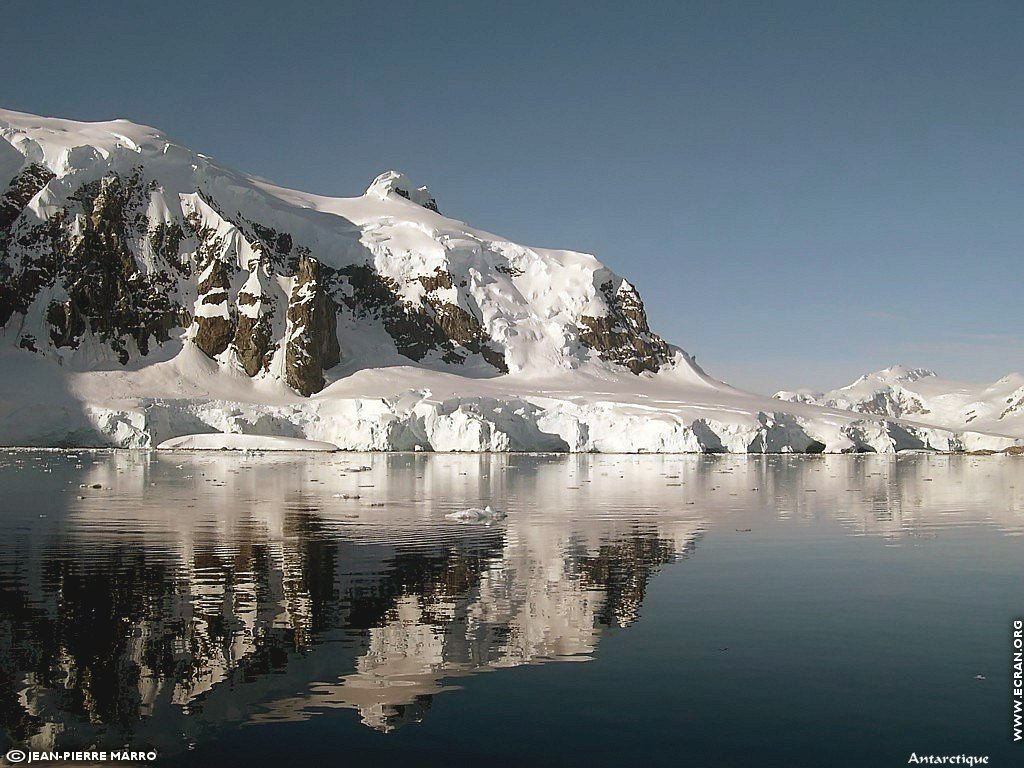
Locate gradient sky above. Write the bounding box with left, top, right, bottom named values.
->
left=2, top=0, right=1021, bottom=393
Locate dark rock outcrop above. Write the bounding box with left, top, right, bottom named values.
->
left=2, top=169, right=184, bottom=362
left=428, top=300, right=508, bottom=372
left=577, top=279, right=670, bottom=374
left=285, top=255, right=340, bottom=395
left=191, top=227, right=236, bottom=359
left=0, top=163, right=57, bottom=328
left=392, top=185, right=440, bottom=213
left=239, top=214, right=299, bottom=274
left=232, top=282, right=276, bottom=377
left=369, top=171, right=441, bottom=214
left=65, top=172, right=182, bottom=360
left=1001, top=391, right=1024, bottom=420
left=193, top=314, right=234, bottom=359
left=0, top=162, right=54, bottom=231
left=336, top=264, right=507, bottom=372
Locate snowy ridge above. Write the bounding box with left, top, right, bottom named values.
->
left=0, top=108, right=1020, bottom=452
left=775, top=365, right=1024, bottom=440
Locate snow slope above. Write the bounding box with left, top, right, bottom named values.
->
left=0, top=108, right=1019, bottom=453
left=775, top=365, right=1024, bottom=440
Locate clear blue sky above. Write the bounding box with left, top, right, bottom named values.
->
left=3, top=0, right=1021, bottom=393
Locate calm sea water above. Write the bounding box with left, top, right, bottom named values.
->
left=0, top=451, right=1020, bottom=767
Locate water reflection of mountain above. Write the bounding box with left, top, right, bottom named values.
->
left=0, top=451, right=703, bottom=754
left=1, top=451, right=1019, bottom=757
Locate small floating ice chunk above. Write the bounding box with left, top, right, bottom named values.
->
left=445, top=505, right=507, bottom=523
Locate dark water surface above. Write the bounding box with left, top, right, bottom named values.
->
left=0, top=451, right=1020, bottom=767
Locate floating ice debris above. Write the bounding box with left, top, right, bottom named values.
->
left=445, top=505, right=507, bottom=523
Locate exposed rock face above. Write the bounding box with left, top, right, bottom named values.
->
left=421, top=268, right=508, bottom=372
left=577, top=279, right=671, bottom=374
left=232, top=277, right=276, bottom=377
left=430, top=301, right=509, bottom=372
left=193, top=313, right=236, bottom=359
left=0, top=162, right=53, bottom=231
left=73, top=173, right=184, bottom=360
left=393, top=186, right=440, bottom=213
left=1001, top=388, right=1024, bottom=420
left=1, top=163, right=59, bottom=331
left=285, top=255, right=340, bottom=396
left=230, top=210, right=300, bottom=275
left=191, top=219, right=236, bottom=359
left=4, top=168, right=184, bottom=362
left=336, top=264, right=507, bottom=372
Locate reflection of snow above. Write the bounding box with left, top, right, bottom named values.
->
left=0, top=450, right=1020, bottom=754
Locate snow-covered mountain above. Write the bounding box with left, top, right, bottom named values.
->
left=775, top=365, right=1024, bottom=440
left=0, top=108, right=1019, bottom=452
left=0, top=110, right=671, bottom=385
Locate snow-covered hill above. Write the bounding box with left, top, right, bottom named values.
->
left=775, top=365, right=1024, bottom=440
left=0, top=108, right=1018, bottom=452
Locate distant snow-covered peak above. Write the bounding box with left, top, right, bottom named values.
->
left=365, top=170, right=439, bottom=213
left=854, top=364, right=937, bottom=386
left=775, top=364, right=1024, bottom=439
